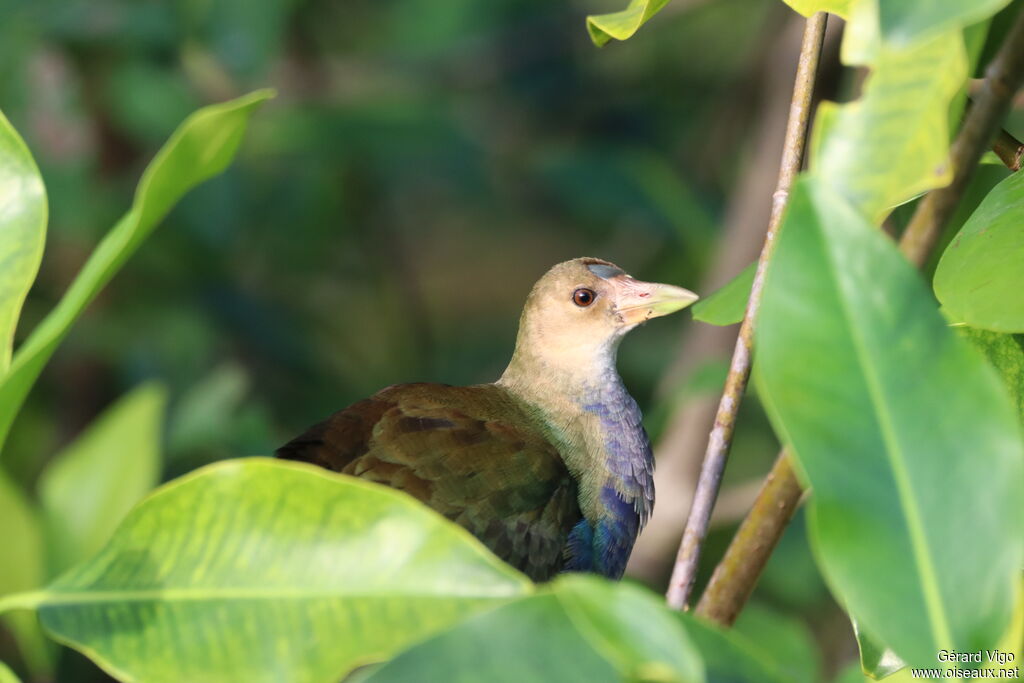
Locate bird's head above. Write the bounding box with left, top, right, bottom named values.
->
left=504, top=257, right=698, bottom=380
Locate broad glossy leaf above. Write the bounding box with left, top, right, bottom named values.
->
left=934, top=171, right=1024, bottom=332
left=0, top=110, right=47, bottom=375
left=370, top=576, right=706, bottom=683
left=586, top=0, right=670, bottom=47
left=811, top=30, right=966, bottom=222
left=365, top=595, right=621, bottom=683
left=734, top=603, right=820, bottom=683
left=756, top=178, right=1024, bottom=668
left=38, top=382, right=166, bottom=573
left=691, top=262, right=754, bottom=326
left=0, top=471, right=51, bottom=678
left=0, top=90, right=273, bottom=455
left=14, top=458, right=528, bottom=683
left=553, top=576, right=703, bottom=682
left=677, top=613, right=792, bottom=683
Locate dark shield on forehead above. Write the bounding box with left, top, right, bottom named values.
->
left=586, top=263, right=625, bottom=280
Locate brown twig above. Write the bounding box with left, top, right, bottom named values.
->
left=695, top=451, right=804, bottom=624
left=664, top=11, right=828, bottom=611
left=693, top=12, right=1024, bottom=624
left=628, top=12, right=815, bottom=582
left=993, top=128, right=1024, bottom=171
left=899, top=9, right=1024, bottom=266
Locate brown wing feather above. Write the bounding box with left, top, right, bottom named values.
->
left=276, top=383, right=581, bottom=580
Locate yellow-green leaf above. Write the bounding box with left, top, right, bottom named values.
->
left=0, top=110, right=47, bottom=375
left=0, top=90, right=273, bottom=456
left=3, top=458, right=529, bottom=683
left=586, top=0, right=671, bottom=47
left=811, top=31, right=966, bottom=222
left=0, top=472, right=51, bottom=679
left=38, top=382, right=166, bottom=574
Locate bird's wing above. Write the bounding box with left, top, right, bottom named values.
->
left=276, top=383, right=581, bottom=581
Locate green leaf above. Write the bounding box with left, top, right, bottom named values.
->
left=756, top=178, right=1024, bottom=668
left=0, top=109, right=47, bottom=375
left=934, top=171, right=1024, bottom=332
left=957, top=328, right=1024, bottom=421
left=586, top=0, right=671, bottom=47
left=811, top=30, right=966, bottom=222
left=733, top=603, right=821, bottom=683
left=0, top=471, right=51, bottom=678
left=691, top=262, right=755, bottom=326
left=852, top=619, right=905, bottom=680
left=5, top=458, right=529, bottom=683
left=365, top=594, right=622, bottom=683
left=38, top=382, right=166, bottom=574
left=553, top=576, right=703, bottom=682
left=0, top=90, right=273, bottom=456
left=0, top=660, right=23, bottom=683
left=677, top=613, right=793, bottom=683
left=878, top=0, right=1011, bottom=47
left=369, top=576, right=705, bottom=683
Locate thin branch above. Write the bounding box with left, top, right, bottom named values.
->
left=993, top=128, right=1024, bottom=172
left=899, top=9, right=1024, bottom=266
left=629, top=12, right=818, bottom=582
left=693, top=12, right=1024, bottom=624
left=695, top=451, right=803, bottom=624
left=664, top=11, right=828, bottom=611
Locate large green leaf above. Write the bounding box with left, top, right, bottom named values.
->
left=0, top=110, right=47, bottom=375
left=810, top=30, right=966, bottom=222
left=553, top=576, right=703, bottom=682
left=371, top=575, right=800, bottom=683
left=369, top=575, right=704, bottom=682
left=934, top=171, right=1024, bottom=333
left=677, top=613, right=792, bottom=683
left=0, top=471, right=51, bottom=678
left=364, top=594, right=623, bottom=683
left=690, top=262, right=754, bottom=326
left=38, top=382, right=166, bottom=574
left=733, top=603, right=820, bottom=683
left=586, top=0, right=671, bottom=47
left=0, top=458, right=528, bottom=683
left=756, top=178, right=1024, bottom=669
left=0, top=90, right=273, bottom=456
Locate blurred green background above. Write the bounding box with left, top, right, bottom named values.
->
left=0, top=0, right=784, bottom=476
left=0, top=0, right=864, bottom=678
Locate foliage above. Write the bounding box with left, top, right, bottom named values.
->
left=0, top=111, right=46, bottom=375
left=1, top=0, right=1023, bottom=681
left=690, top=262, right=754, bottom=326
left=38, top=383, right=166, bottom=574
left=0, top=90, right=272, bottom=454
left=0, top=460, right=785, bottom=683
left=757, top=178, right=1022, bottom=668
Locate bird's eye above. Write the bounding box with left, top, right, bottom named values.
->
left=572, top=288, right=596, bottom=307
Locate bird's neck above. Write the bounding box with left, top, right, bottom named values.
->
left=497, top=343, right=654, bottom=529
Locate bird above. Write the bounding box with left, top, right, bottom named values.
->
left=276, top=257, right=697, bottom=581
